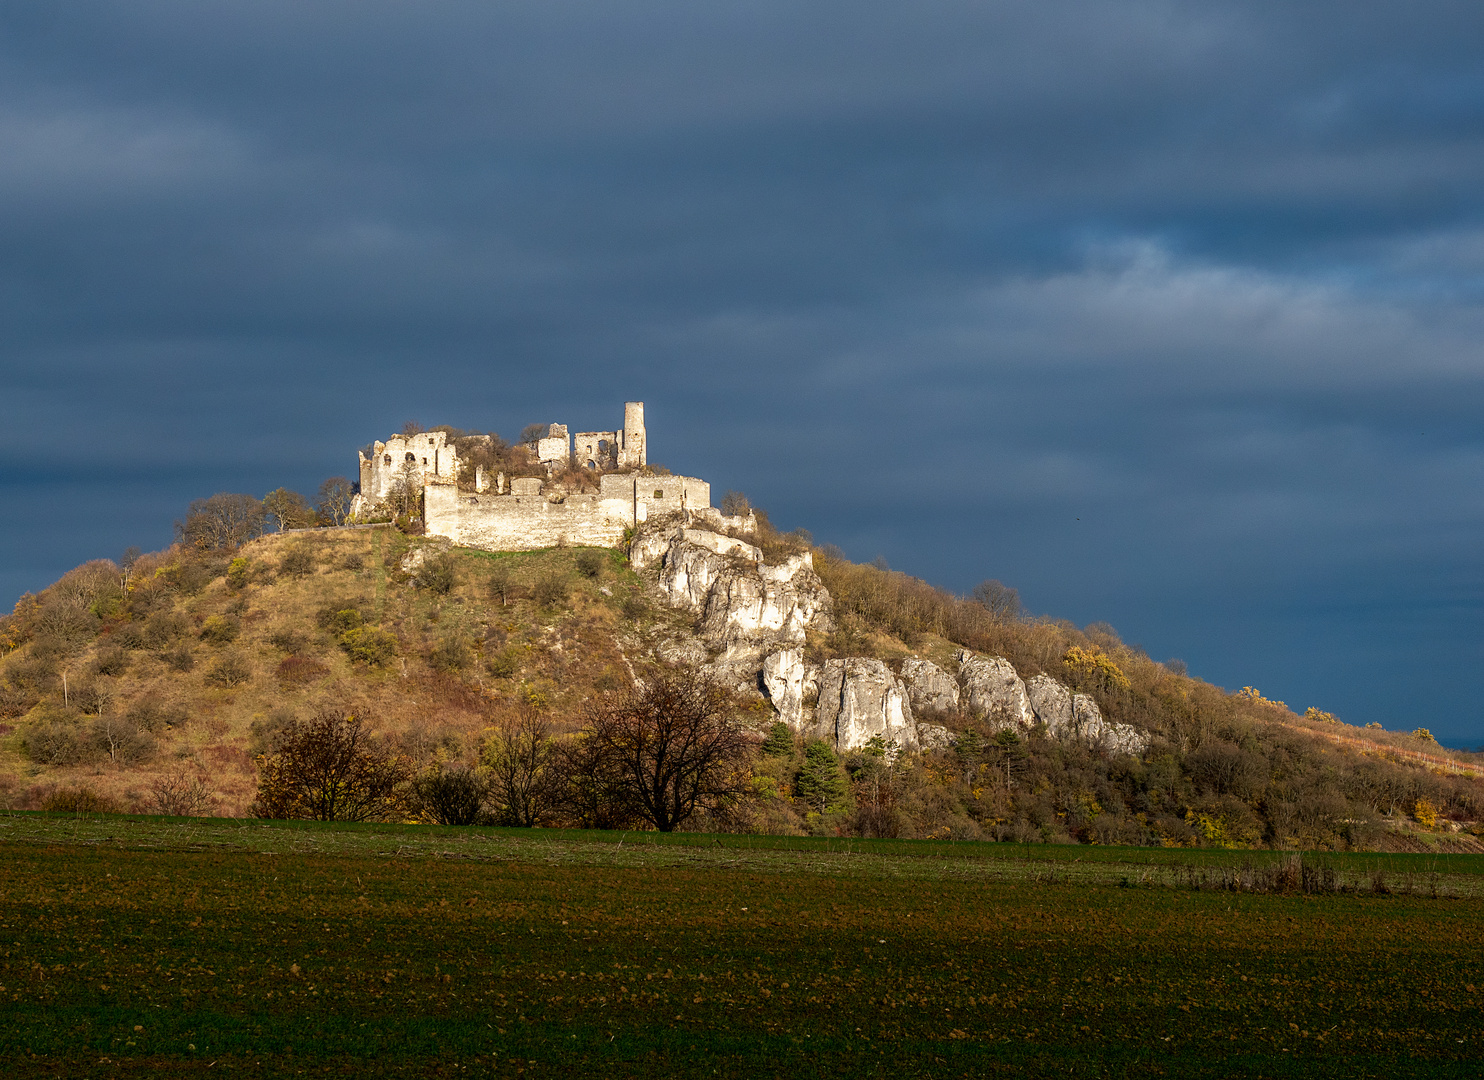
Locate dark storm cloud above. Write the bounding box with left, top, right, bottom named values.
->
left=2, top=1, right=1482, bottom=740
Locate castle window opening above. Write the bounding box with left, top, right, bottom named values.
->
left=598, top=439, right=608, bottom=452
left=586, top=460, right=596, bottom=469
left=405, top=452, right=416, bottom=463
left=384, top=454, right=391, bottom=466
left=654, top=489, right=664, bottom=499
left=423, top=457, right=428, bottom=465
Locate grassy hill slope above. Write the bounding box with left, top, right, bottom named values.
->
left=1, top=523, right=1481, bottom=850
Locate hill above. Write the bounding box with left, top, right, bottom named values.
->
left=1, top=517, right=1481, bottom=851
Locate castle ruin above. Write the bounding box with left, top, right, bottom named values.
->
left=351, top=402, right=721, bottom=551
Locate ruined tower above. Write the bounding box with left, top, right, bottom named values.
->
left=622, top=401, right=647, bottom=468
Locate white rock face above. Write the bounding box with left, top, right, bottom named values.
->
left=642, top=525, right=833, bottom=648
left=633, top=522, right=833, bottom=691
left=957, top=650, right=1035, bottom=727
left=1025, top=674, right=1073, bottom=734
left=814, top=658, right=918, bottom=751
left=901, top=658, right=960, bottom=715
left=761, top=648, right=819, bottom=730
left=1071, top=693, right=1149, bottom=755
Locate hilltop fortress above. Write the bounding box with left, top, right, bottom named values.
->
left=350, top=402, right=728, bottom=551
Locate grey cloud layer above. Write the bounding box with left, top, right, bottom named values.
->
left=1, top=1, right=1481, bottom=740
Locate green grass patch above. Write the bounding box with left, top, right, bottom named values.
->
left=2, top=816, right=1482, bottom=1077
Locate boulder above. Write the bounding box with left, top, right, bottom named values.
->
left=814, top=658, right=917, bottom=751
left=957, top=650, right=1035, bottom=728
left=761, top=648, right=818, bottom=731
left=1025, top=674, right=1073, bottom=735
left=901, top=658, right=959, bottom=715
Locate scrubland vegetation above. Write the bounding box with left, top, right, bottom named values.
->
left=1, top=507, right=1481, bottom=854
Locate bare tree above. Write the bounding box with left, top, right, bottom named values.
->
left=252, top=708, right=411, bottom=821
left=149, top=770, right=215, bottom=816
left=485, top=702, right=557, bottom=826
left=971, top=579, right=1022, bottom=621
left=177, top=493, right=267, bottom=550
left=576, top=666, right=756, bottom=832
left=316, top=476, right=356, bottom=526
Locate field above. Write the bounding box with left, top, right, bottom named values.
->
left=3, top=814, right=1482, bottom=1078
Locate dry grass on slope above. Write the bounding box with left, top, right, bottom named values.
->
left=0, top=528, right=663, bottom=817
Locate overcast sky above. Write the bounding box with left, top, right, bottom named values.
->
left=2, top=1, right=1481, bottom=744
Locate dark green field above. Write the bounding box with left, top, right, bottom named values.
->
left=3, top=815, right=1481, bottom=1078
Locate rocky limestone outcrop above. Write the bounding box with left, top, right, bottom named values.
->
left=1025, top=674, right=1073, bottom=733
left=957, top=650, right=1035, bottom=728
left=1071, top=693, right=1148, bottom=755
left=901, top=658, right=960, bottom=716
left=633, top=521, right=833, bottom=688
left=813, top=658, right=917, bottom=751
left=761, top=647, right=819, bottom=731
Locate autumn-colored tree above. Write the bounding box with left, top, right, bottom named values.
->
left=252, top=708, right=411, bottom=821
left=262, top=488, right=316, bottom=531
left=570, top=666, right=756, bottom=832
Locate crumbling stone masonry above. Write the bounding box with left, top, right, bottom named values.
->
left=351, top=401, right=701, bottom=551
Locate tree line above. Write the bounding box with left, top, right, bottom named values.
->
left=252, top=666, right=755, bottom=832
left=176, top=478, right=356, bottom=550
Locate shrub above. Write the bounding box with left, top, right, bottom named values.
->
left=88, top=715, right=156, bottom=765
left=487, top=565, right=513, bottom=606
left=276, top=655, right=330, bottom=685
left=109, top=623, right=146, bottom=650
left=533, top=573, right=569, bottom=609
left=252, top=708, right=411, bottom=821
left=341, top=626, right=399, bottom=667
left=487, top=647, right=520, bottom=679
left=280, top=547, right=316, bottom=579
left=430, top=635, right=470, bottom=672
left=168, top=560, right=217, bottom=596
left=414, top=767, right=488, bottom=825
left=142, top=612, right=189, bottom=650
left=91, top=646, right=131, bottom=677
left=317, top=604, right=365, bottom=635
left=268, top=627, right=310, bottom=653
left=418, top=551, right=457, bottom=595
left=204, top=652, right=253, bottom=688
left=5, top=654, right=57, bottom=690
left=226, top=557, right=252, bottom=590
left=163, top=643, right=196, bottom=672
left=149, top=770, right=215, bottom=816
left=125, top=695, right=189, bottom=733
left=71, top=681, right=111, bottom=716
left=41, top=787, right=123, bottom=814
left=340, top=552, right=365, bottom=571
left=575, top=550, right=603, bottom=579
left=22, top=719, right=84, bottom=766
left=0, top=685, right=39, bottom=719
left=199, top=615, right=241, bottom=645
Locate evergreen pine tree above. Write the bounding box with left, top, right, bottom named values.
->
left=794, top=740, right=849, bottom=814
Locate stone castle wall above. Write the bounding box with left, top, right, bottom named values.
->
left=354, top=401, right=700, bottom=551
